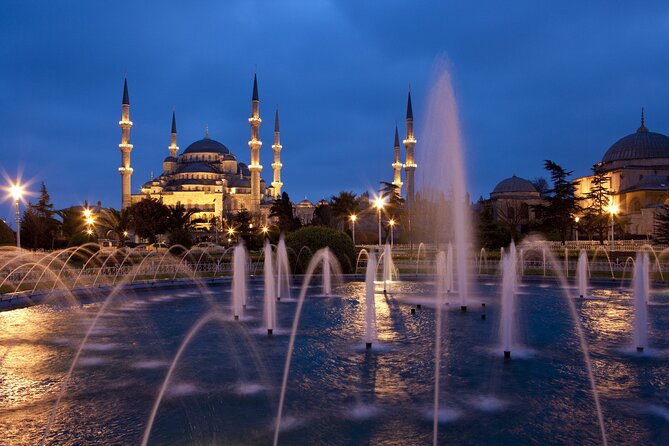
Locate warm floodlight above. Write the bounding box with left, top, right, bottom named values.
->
left=350, top=214, right=357, bottom=222
left=574, top=216, right=580, bottom=223
left=389, top=219, right=395, bottom=227
left=607, top=203, right=619, bottom=215
left=261, top=226, right=269, bottom=234
left=374, top=197, right=385, bottom=210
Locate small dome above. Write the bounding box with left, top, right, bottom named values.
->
left=602, top=129, right=669, bottom=164
left=492, top=175, right=538, bottom=194
left=163, top=156, right=177, bottom=163
left=237, top=162, right=251, bottom=176
left=183, top=137, right=231, bottom=155
left=297, top=199, right=313, bottom=207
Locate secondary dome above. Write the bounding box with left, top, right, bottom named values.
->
left=183, top=137, right=231, bottom=155
left=492, top=175, right=537, bottom=194
left=602, top=118, right=669, bottom=164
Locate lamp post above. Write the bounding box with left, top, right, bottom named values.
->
left=83, top=208, right=96, bottom=240
left=607, top=203, right=619, bottom=250
left=227, top=227, right=235, bottom=245
left=574, top=216, right=580, bottom=242
left=350, top=214, right=357, bottom=246
left=374, top=198, right=385, bottom=248
left=10, top=184, right=23, bottom=249
left=389, top=219, right=395, bottom=247
left=261, top=225, right=269, bottom=239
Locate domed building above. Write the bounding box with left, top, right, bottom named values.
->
left=490, top=175, right=543, bottom=230
left=576, top=111, right=669, bottom=236
left=117, top=75, right=285, bottom=227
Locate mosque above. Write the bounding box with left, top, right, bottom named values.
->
left=490, top=110, right=669, bottom=238
left=117, top=75, right=283, bottom=226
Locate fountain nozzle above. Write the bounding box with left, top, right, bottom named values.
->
left=504, top=351, right=511, bottom=359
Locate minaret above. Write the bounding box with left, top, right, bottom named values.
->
left=118, top=78, right=134, bottom=209
left=248, top=73, right=263, bottom=213
left=271, top=108, right=283, bottom=199
left=392, top=125, right=403, bottom=193
left=169, top=111, right=179, bottom=157
left=403, top=89, right=417, bottom=205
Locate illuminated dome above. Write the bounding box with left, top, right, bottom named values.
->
left=602, top=119, right=669, bottom=164
left=182, top=137, right=231, bottom=155
left=492, top=175, right=537, bottom=194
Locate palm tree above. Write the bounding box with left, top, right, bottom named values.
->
left=97, top=208, right=131, bottom=246
left=168, top=202, right=202, bottom=231
left=330, top=191, right=359, bottom=231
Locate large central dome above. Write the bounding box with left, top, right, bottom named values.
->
left=183, top=137, right=231, bottom=155
left=602, top=122, right=669, bottom=164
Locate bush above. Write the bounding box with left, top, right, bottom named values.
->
left=286, top=226, right=355, bottom=274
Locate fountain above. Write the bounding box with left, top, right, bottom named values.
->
left=364, top=250, right=377, bottom=349
left=276, top=235, right=291, bottom=301
left=500, top=242, right=518, bottom=359
left=633, top=252, right=649, bottom=352
left=232, top=242, right=247, bottom=320
left=382, top=242, right=395, bottom=293
left=264, top=241, right=277, bottom=335
left=577, top=249, right=588, bottom=298
left=446, top=243, right=454, bottom=294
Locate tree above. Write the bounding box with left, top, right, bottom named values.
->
left=20, top=182, right=60, bottom=249
left=165, top=202, right=202, bottom=248
left=538, top=160, right=581, bottom=244
left=269, top=192, right=301, bottom=233
left=475, top=198, right=512, bottom=249
left=312, top=202, right=334, bottom=227
left=655, top=205, right=669, bottom=243
left=127, top=198, right=171, bottom=243
left=97, top=207, right=131, bottom=246
left=330, top=191, right=359, bottom=231
left=583, top=163, right=613, bottom=244
left=531, top=177, right=550, bottom=198
left=379, top=181, right=405, bottom=239
left=0, top=219, right=15, bottom=245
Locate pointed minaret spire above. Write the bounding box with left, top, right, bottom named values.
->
left=638, top=107, right=648, bottom=132
left=248, top=72, right=263, bottom=213
left=118, top=77, right=134, bottom=209
left=122, top=77, right=130, bottom=105
left=271, top=107, right=283, bottom=199
left=205, top=123, right=209, bottom=138
left=392, top=125, right=403, bottom=193
left=168, top=111, right=179, bottom=158
left=252, top=73, right=259, bottom=102
left=403, top=88, right=417, bottom=206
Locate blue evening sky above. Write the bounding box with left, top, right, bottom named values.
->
left=1, top=1, right=668, bottom=223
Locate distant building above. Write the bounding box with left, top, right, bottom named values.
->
left=116, top=75, right=284, bottom=227
left=575, top=111, right=669, bottom=237
left=490, top=175, right=543, bottom=231
left=294, top=199, right=315, bottom=225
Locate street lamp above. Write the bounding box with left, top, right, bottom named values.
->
left=574, top=216, right=580, bottom=242
left=607, top=203, right=619, bottom=250
left=83, top=208, right=96, bottom=239
left=9, top=184, right=24, bottom=249
left=261, top=225, right=269, bottom=238
left=374, top=197, right=385, bottom=248
left=350, top=214, right=357, bottom=246
left=389, top=219, right=396, bottom=247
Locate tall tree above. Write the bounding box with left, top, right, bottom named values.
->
left=20, top=182, right=60, bottom=249
left=539, top=160, right=581, bottom=244
left=0, top=219, right=15, bottom=245
left=379, top=181, right=405, bottom=238
left=330, top=191, right=359, bottom=231
left=583, top=163, right=613, bottom=243
left=269, top=192, right=300, bottom=233
left=127, top=198, right=171, bottom=243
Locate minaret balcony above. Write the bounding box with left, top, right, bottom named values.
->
left=118, top=120, right=133, bottom=126
left=249, top=164, right=263, bottom=172
left=392, top=162, right=403, bottom=169
left=403, top=138, right=416, bottom=145
left=248, top=141, right=263, bottom=148
left=248, top=117, right=262, bottom=125
left=118, top=167, right=134, bottom=174
left=404, top=162, right=417, bottom=169
left=272, top=144, right=283, bottom=151
left=271, top=162, right=283, bottom=169
left=119, top=143, right=134, bottom=150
